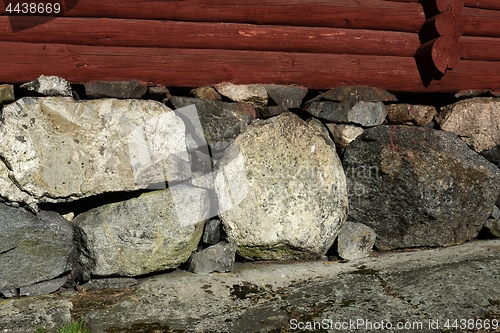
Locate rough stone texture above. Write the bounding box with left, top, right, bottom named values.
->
left=20, top=75, right=72, bottom=97
left=0, top=84, right=15, bottom=104
left=453, top=89, right=500, bottom=100
left=0, top=296, right=72, bottom=333
left=84, top=80, right=147, bottom=99
left=82, top=278, right=140, bottom=290
left=481, top=145, right=500, bottom=166
left=437, top=97, right=500, bottom=152
left=257, top=106, right=288, bottom=118
left=314, top=86, right=398, bottom=103
left=485, top=219, right=500, bottom=237
left=491, top=205, right=500, bottom=220
left=146, top=85, right=170, bottom=101
left=0, top=97, right=190, bottom=208
left=214, top=82, right=268, bottom=108
left=190, top=86, right=222, bottom=101
left=326, top=123, right=364, bottom=152
left=0, top=204, right=75, bottom=292
left=264, top=84, right=308, bottom=109
left=187, top=242, right=237, bottom=274
left=386, top=103, right=436, bottom=126
left=306, top=101, right=388, bottom=127
left=202, top=218, right=222, bottom=245
left=337, top=221, right=376, bottom=260
left=215, top=112, right=348, bottom=260
left=73, top=186, right=208, bottom=280
left=18, top=277, right=67, bottom=297
left=343, top=125, right=500, bottom=250
left=168, top=96, right=255, bottom=151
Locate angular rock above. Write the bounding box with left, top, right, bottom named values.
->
left=215, top=112, right=348, bottom=260
left=83, top=277, right=140, bottom=290
left=18, top=277, right=67, bottom=297
left=264, top=84, right=308, bottom=109
left=491, top=205, right=500, bottom=220
left=257, top=106, right=288, bottom=118
left=0, top=97, right=190, bottom=207
left=187, top=242, right=237, bottom=274
left=146, top=85, right=170, bottom=101
left=202, top=218, right=222, bottom=245
left=0, top=204, right=75, bottom=292
left=484, top=219, right=500, bottom=237
left=481, top=145, right=500, bottom=166
left=190, top=86, right=222, bottom=101
left=20, top=75, right=72, bottom=97
left=214, top=82, right=268, bottom=108
left=386, top=103, right=436, bottom=126
left=306, top=101, right=387, bottom=127
left=326, top=123, right=364, bottom=152
left=437, top=98, right=500, bottom=152
left=317, top=86, right=398, bottom=103
left=337, top=221, right=376, bottom=260
left=168, top=96, right=255, bottom=151
left=0, top=84, right=15, bottom=104
left=453, top=89, right=500, bottom=100
left=84, top=80, right=147, bottom=99
left=74, top=186, right=209, bottom=280
left=343, top=125, right=500, bottom=250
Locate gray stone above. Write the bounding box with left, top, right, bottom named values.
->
left=325, top=123, right=364, bottom=152
left=314, top=86, right=398, bottom=104
left=146, top=85, right=170, bottom=101
left=343, top=125, right=500, bottom=250
left=0, top=97, right=190, bottom=208
left=257, top=106, right=288, bottom=118
left=202, top=219, right=222, bottom=245
left=190, top=86, right=222, bottom=101
left=0, top=204, right=75, bottom=292
left=0, top=296, right=72, bottom=333
left=337, top=221, right=376, bottom=260
left=484, top=219, right=500, bottom=237
left=18, top=277, right=67, bottom=297
left=190, top=149, right=212, bottom=174
left=481, top=145, right=500, bottom=166
left=453, top=89, right=499, bottom=100
left=74, top=186, right=209, bottom=279
left=264, top=84, right=308, bottom=109
left=306, top=101, right=387, bottom=127
left=386, top=103, right=436, bottom=126
left=0, top=84, right=15, bottom=104
left=84, top=80, right=147, bottom=99
left=20, top=75, right=72, bottom=97
left=82, top=277, right=139, bottom=290
left=215, top=112, right=348, bottom=260
left=187, top=242, right=237, bottom=274
left=491, top=205, right=500, bottom=220
left=214, top=82, right=268, bottom=108
left=437, top=97, right=500, bottom=152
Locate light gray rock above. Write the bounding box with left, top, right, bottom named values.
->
left=264, top=84, right=308, bottom=109
left=306, top=100, right=387, bottom=126
left=84, top=80, right=147, bottom=99
left=484, top=219, right=500, bottom=237
left=214, top=82, right=268, bottom=108
left=215, top=112, right=348, bottom=260
left=202, top=219, right=222, bottom=245
left=18, top=277, right=67, bottom=297
left=20, top=75, right=72, bottom=97
left=0, top=84, right=15, bottom=104
left=491, top=205, right=500, bottom=220
left=0, top=97, right=190, bottom=208
left=307, top=86, right=398, bottom=104
left=0, top=204, right=75, bottom=292
left=437, top=98, right=500, bottom=152
left=74, top=186, right=209, bottom=280
left=386, top=103, right=436, bottom=126
left=343, top=125, right=500, bottom=250
left=83, top=277, right=139, bottom=290
left=337, top=221, right=376, bottom=260
left=187, top=242, right=237, bottom=274
left=0, top=296, right=72, bottom=333
left=326, top=123, right=364, bottom=152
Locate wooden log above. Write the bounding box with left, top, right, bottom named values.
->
left=1, top=41, right=500, bottom=93
left=462, top=7, right=500, bottom=37
left=461, top=36, right=500, bottom=61
left=420, top=0, right=464, bottom=16
left=419, top=12, right=464, bottom=41
left=0, top=0, right=426, bottom=33
left=0, top=17, right=421, bottom=57
left=464, top=0, right=500, bottom=10
left=415, top=36, right=464, bottom=75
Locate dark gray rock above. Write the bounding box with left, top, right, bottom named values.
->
left=343, top=125, right=500, bottom=250
left=187, top=242, right=237, bottom=274
left=386, top=103, right=436, bottom=126
left=146, top=85, right=170, bottom=101
left=256, top=106, right=288, bottom=118
left=305, top=100, right=387, bottom=127
left=202, top=219, right=222, bottom=245
left=264, top=84, right=308, bottom=109
left=0, top=205, right=75, bottom=292
left=20, top=75, right=72, bottom=97
left=337, top=221, right=376, bottom=260
left=84, top=80, right=147, bottom=99
left=0, top=84, right=15, bottom=104
left=481, top=145, right=500, bottom=166
left=83, top=277, right=140, bottom=290
left=19, top=277, right=67, bottom=297
left=306, top=86, right=397, bottom=105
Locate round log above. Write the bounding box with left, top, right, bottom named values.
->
left=419, top=12, right=464, bottom=41
left=415, top=36, right=464, bottom=74
left=420, top=0, right=464, bottom=16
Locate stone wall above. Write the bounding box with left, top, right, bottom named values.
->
left=0, top=76, right=499, bottom=298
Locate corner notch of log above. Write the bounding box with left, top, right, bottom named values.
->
left=415, top=36, right=465, bottom=75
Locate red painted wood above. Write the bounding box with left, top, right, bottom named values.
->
left=464, top=0, right=500, bottom=10
left=0, top=16, right=421, bottom=57
left=419, top=0, right=464, bottom=16
left=462, top=7, right=500, bottom=37
left=1, top=41, right=500, bottom=92
left=461, top=36, right=500, bottom=61
left=419, top=12, right=464, bottom=40
left=0, top=0, right=426, bottom=33
left=416, top=36, right=464, bottom=74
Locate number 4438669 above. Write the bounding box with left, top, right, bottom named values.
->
left=5, top=2, right=61, bottom=14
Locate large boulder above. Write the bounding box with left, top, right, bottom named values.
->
left=343, top=125, right=500, bottom=250
left=0, top=204, right=75, bottom=294
left=437, top=97, right=500, bottom=152
left=215, top=112, right=348, bottom=260
left=74, top=185, right=209, bottom=280
left=0, top=97, right=190, bottom=209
